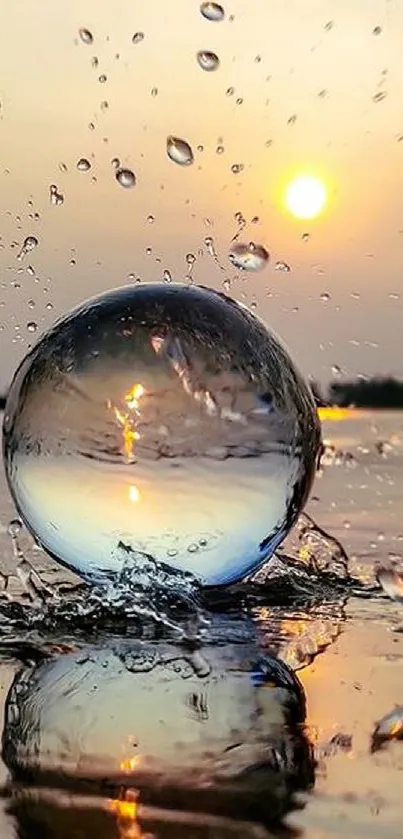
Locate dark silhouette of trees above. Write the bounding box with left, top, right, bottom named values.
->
left=329, top=376, right=403, bottom=409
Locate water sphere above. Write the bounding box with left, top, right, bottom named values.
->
left=2, top=283, right=321, bottom=586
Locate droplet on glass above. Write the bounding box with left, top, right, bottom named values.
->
left=320, top=292, right=331, bottom=302
left=275, top=260, right=291, bottom=273
left=77, top=158, right=91, bottom=172
left=3, top=283, right=321, bottom=586
left=91, top=56, right=99, bottom=69
left=115, top=167, right=136, bottom=188
left=301, top=233, right=310, bottom=242
left=226, top=86, right=235, bottom=96
left=98, top=74, right=107, bottom=83
left=200, top=2, right=225, bottom=21
left=58, top=162, right=68, bottom=173
left=373, top=25, right=382, bottom=35
left=231, top=163, right=244, bottom=174
left=132, top=32, right=144, bottom=44
left=100, top=100, right=109, bottom=111
left=147, top=214, right=155, bottom=224
left=166, top=136, right=194, bottom=166
left=287, top=114, right=297, bottom=125
left=196, top=50, right=220, bottom=71
left=151, top=87, right=158, bottom=97
left=26, top=321, right=38, bottom=334
left=324, top=20, right=334, bottom=31
left=111, top=157, right=120, bottom=169
left=163, top=269, right=172, bottom=283
left=229, top=242, right=269, bottom=272
left=216, top=144, right=224, bottom=155
left=79, top=28, right=93, bottom=45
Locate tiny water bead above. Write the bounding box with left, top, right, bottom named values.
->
left=78, top=28, right=93, bottom=45
left=229, top=242, right=269, bottom=271
left=115, top=167, right=136, bottom=188
left=76, top=158, right=91, bottom=172
left=166, top=136, right=194, bottom=166
left=2, top=283, right=321, bottom=587
left=200, top=2, right=225, bottom=21
left=196, top=50, right=220, bottom=71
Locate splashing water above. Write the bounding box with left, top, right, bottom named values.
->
left=2, top=283, right=320, bottom=589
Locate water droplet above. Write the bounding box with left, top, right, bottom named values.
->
left=196, top=50, right=220, bottom=71
left=226, top=86, right=235, bottom=96
left=287, top=114, right=297, bottom=125
left=79, top=28, right=93, bottom=45
left=373, top=90, right=387, bottom=102
left=324, top=20, right=334, bottom=31
left=100, top=100, right=109, bottom=111
left=216, top=144, right=224, bottom=154
left=49, top=184, right=64, bottom=206
left=98, top=74, right=107, bottom=84
left=3, top=283, right=320, bottom=586
left=373, top=25, right=382, bottom=35
left=91, top=56, right=99, bottom=69
left=111, top=157, right=120, bottom=169
left=27, top=299, right=35, bottom=309
left=151, top=87, right=158, bottom=97
left=275, top=260, right=291, bottom=273
left=116, top=168, right=136, bottom=188
left=231, top=163, right=244, bottom=174
left=132, top=32, right=144, bottom=44
left=17, top=236, right=38, bottom=262
left=166, top=135, right=194, bottom=166
left=320, top=292, right=331, bottom=302
left=229, top=242, right=269, bottom=272
left=26, top=321, right=38, bottom=334
left=7, top=518, right=22, bottom=538
left=200, top=2, right=225, bottom=22
left=163, top=268, right=172, bottom=283
left=147, top=214, right=155, bottom=224
left=301, top=232, right=310, bottom=243
left=59, top=162, right=68, bottom=173
left=331, top=364, right=342, bottom=376
left=235, top=97, right=243, bottom=106
left=77, top=158, right=91, bottom=172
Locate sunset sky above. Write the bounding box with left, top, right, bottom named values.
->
left=0, top=0, right=402, bottom=391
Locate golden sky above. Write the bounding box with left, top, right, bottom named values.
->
left=0, top=0, right=402, bottom=389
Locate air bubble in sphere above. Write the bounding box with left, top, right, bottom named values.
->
left=2, top=283, right=321, bottom=586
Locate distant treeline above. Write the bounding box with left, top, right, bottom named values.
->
left=1, top=376, right=403, bottom=411
left=312, top=376, right=403, bottom=409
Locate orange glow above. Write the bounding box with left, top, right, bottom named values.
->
left=317, top=407, right=366, bottom=422
left=128, top=484, right=141, bottom=503
left=109, top=799, right=138, bottom=820
left=120, top=755, right=141, bottom=772
left=110, top=383, right=145, bottom=461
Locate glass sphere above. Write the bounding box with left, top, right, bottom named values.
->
left=2, top=283, right=321, bottom=586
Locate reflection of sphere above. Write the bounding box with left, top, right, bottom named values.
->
left=3, top=283, right=320, bottom=585
left=3, top=637, right=313, bottom=827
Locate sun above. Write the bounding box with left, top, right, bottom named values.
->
left=285, top=175, right=327, bottom=220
